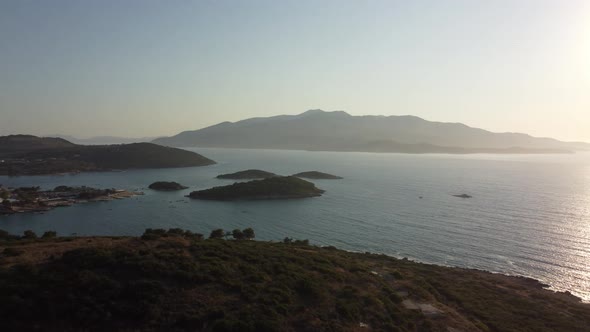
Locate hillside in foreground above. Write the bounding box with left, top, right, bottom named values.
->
left=0, top=135, right=215, bottom=175
left=0, top=231, right=589, bottom=332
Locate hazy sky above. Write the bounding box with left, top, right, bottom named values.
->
left=1, top=0, right=589, bottom=141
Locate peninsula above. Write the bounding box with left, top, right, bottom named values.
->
left=0, top=135, right=215, bottom=176
left=189, top=176, right=324, bottom=200
left=216, top=169, right=277, bottom=179
left=0, top=230, right=588, bottom=331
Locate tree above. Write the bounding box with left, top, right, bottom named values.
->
left=41, top=231, right=57, bottom=239
left=243, top=228, right=255, bottom=240
left=209, top=229, right=225, bottom=239
left=232, top=229, right=244, bottom=240
left=23, top=230, right=37, bottom=239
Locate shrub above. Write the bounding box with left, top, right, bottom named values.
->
left=42, top=231, right=57, bottom=239
left=142, top=228, right=167, bottom=240
left=167, top=228, right=185, bottom=236
left=209, top=229, right=225, bottom=239
left=23, top=230, right=37, bottom=239
left=232, top=229, right=244, bottom=240
left=243, top=228, right=255, bottom=240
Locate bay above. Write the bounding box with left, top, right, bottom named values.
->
left=1, top=148, right=589, bottom=301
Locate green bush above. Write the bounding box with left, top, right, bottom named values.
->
left=23, top=230, right=37, bottom=239
left=167, top=228, right=185, bottom=236
left=232, top=229, right=244, bottom=240
left=243, top=228, right=255, bottom=240
left=41, top=231, right=57, bottom=239
left=209, top=229, right=225, bottom=239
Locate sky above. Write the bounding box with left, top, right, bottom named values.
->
left=1, top=0, right=589, bottom=141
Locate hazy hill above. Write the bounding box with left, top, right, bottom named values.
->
left=49, top=135, right=159, bottom=145
left=0, top=135, right=215, bottom=175
left=153, top=110, right=589, bottom=153
left=0, top=135, right=76, bottom=155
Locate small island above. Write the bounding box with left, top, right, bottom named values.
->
left=148, top=181, right=188, bottom=191
left=0, top=185, right=141, bottom=215
left=453, top=194, right=472, bottom=198
left=216, top=169, right=277, bottom=179
left=292, top=171, right=343, bottom=179
left=189, top=176, right=325, bottom=200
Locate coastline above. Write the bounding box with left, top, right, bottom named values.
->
left=331, top=246, right=587, bottom=304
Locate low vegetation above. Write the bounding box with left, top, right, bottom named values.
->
left=0, top=229, right=588, bottom=331
left=189, top=176, right=325, bottom=200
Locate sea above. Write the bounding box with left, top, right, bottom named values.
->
left=1, top=148, right=589, bottom=302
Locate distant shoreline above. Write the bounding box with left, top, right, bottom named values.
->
left=174, top=145, right=574, bottom=155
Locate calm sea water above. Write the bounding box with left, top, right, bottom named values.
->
left=1, top=148, right=589, bottom=301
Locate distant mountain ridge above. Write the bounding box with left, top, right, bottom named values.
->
left=153, top=110, right=589, bottom=154
left=49, top=135, right=160, bottom=145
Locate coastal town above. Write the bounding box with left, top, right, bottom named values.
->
left=0, top=185, right=142, bottom=215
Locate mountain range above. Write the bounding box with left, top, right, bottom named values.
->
left=153, top=110, right=589, bottom=154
